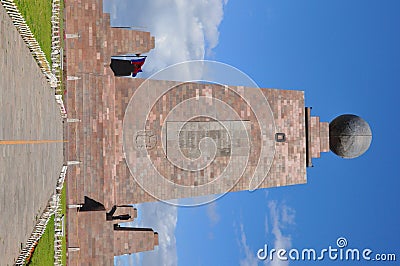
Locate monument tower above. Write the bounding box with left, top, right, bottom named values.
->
left=64, top=0, right=372, bottom=265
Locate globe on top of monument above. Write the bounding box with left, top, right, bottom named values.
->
left=329, top=114, right=372, bottom=159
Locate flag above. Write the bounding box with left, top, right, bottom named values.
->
left=109, top=56, right=146, bottom=77
left=131, top=57, right=146, bottom=77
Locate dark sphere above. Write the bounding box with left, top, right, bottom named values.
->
left=329, top=114, right=372, bottom=159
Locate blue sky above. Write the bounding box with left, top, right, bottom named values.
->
left=106, top=0, right=400, bottom=265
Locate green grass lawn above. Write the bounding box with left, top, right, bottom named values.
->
left=14, top=0, right=66, bottom=95
left=24, top=184, right=66, bottom=266
left=26, top=216, right=55, bottom=266
left=14, top=0, right=52, bottom=62
left=25, top=185, right=67, bottom=265
left=58, top=0, right=66, bottom=95
left=61, top=185, right=67, bottom=265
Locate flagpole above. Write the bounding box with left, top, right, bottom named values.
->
left=111, top=26, right=147, bottom=30
left=112, top=55, right=147, bottom=58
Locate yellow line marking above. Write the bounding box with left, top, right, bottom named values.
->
left=0, top=140, right=68, bottom=145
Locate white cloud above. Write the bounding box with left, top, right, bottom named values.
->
left=207, top=201, right=220, bottom=227
left=115, top=252, right=141, bottom=266
left=176, top=194, right=220, bottom=226
left=129, top=253, right=141, bottom=266
left=235, top=200, right=295, bottom=266
left=264, top=215, right=269, bottom=236
left=238, top=224, right=259, bottom=266
left=265, top=201, right=293, bottom=266
left=125, top=202, right=178, bottom=266
left=280, top=204, right=295, bottom=226
left=264, top=192, right=270, bottom=236
left=103, top=0, right=228, bottom=75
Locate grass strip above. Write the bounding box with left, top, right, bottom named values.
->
left=14, top=0, right=52, bottom=62
left=26, top=216, right=55, bottom=266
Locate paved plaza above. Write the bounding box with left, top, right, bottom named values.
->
left=0, top=4, right=64, bottom=265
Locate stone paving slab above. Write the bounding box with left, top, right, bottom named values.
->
left=0, top=4, right=64, bottom=265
